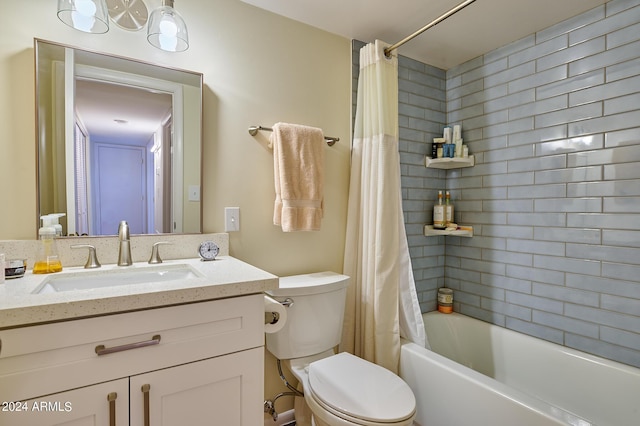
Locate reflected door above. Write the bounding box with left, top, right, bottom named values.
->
left=93, top=143, right=146, bottom=235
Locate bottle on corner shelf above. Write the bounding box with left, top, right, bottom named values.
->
left=433, top=190, right=445, bottom=229
left=445, top=191, right=454, bottom=226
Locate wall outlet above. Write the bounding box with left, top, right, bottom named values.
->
left=225, top=207, right=240, bottom=232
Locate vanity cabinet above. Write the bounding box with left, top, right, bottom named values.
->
left=130, top=348, right=262, bottom=425
left=0, top=294, right=264, bottom=425
left=5, top=379, right=129, bottom=426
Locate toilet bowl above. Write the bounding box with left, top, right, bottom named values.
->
left=289, top=351, right=416, bottom=426
left=265, top=272, right=416, bottom=426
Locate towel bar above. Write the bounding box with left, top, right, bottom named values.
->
left=248, top=125, right=339, bottom=146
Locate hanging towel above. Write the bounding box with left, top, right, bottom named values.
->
left=270, top=122, right=325, bottom=232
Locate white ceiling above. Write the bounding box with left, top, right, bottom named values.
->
left=240, top=0, right=608, bottom=69
left=75, top=79, right=172, bottom=145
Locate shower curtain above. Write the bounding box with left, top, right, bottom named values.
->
left=341, top=40, right=426, bottom=374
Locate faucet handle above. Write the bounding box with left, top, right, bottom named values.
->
left=148, top=242, right=172, bottom=264
left=71, top=244, right=102, bottom=269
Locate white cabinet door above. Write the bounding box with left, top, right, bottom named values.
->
left=0, top=378, right=129, bottom=426
left=130, top=347, right=263, bottom=426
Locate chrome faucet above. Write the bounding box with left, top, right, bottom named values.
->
left=71, top=244, right=101, bottom=269
left=117, top=221, right=133, bottom=266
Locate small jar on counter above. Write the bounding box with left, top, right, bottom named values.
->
left=5, top=259, right=27, bottom=279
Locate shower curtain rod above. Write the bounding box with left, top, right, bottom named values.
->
left=383, top=0, right=477, bottom=58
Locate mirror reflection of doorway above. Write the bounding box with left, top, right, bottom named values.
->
left=73, top=121, right=90, bottom=235
left=37, top=39, right=202, bottom=237
left=153, top=116, right=173, bottom=234
left=94, top=143, right=146, bottom=235
left=74, top=79, right=173, bottom=235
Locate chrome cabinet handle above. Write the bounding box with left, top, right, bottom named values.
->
left=142, top=384, right=151, bottom=426
left=107, top=392, right=117, bottom=426
left=95, top=335, right=161, bottom=356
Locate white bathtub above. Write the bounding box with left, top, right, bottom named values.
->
left=400, top=311, right=640, bottom=426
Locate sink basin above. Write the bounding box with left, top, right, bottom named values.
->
left=34, top=264, right=203, bottom=294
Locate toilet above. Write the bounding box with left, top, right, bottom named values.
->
left=266, top=271, right=416, bottom=426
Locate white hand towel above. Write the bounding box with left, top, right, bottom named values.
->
left=270, top=122, right=325, bottom=232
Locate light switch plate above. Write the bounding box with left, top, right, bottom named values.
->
left=225, top=207, right=240, bottom=232
left=188, top=185, right=200, bottom=202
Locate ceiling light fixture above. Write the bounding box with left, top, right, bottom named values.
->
left=57, top=0, right=110, bottom=34
left=57, top=0, right=190, bottom=53
left=106, top=0, right=148, bottom=31
left=147, top=0, right=189, bottom=52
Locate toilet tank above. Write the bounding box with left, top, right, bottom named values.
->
left=265, top=271, right=350, bottom=360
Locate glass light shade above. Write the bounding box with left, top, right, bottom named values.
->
left=147, top=1, right=189, bottom=52
left=57, top=0, right=109, bottom=33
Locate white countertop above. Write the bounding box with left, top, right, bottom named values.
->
left=0, top=256, right=278, bottom=329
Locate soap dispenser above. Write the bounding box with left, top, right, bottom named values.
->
left=48, top=213, right=66, bottom=237
left=33, top=215, right=63, bottom=274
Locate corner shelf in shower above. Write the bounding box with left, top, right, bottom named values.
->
left=425, top=155, right=475, bottom=169
left=424, top=225, right=473, bottom=237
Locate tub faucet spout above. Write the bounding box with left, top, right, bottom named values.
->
left=117, top=220, right=132, bottom=266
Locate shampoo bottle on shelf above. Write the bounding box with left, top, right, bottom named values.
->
left=445, top=191, right=454, bottom=226
left=433, top=190, right=445, bottom=229
left=33, top=215, right=63, bottom=274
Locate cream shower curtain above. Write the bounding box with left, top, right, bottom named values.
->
left=342, top=40, right=426, bottom=374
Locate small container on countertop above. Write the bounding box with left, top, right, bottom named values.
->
left=5, top=258, right=27, bottom=279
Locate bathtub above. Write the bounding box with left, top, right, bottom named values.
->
left=399, top=311, right=640, bottom=426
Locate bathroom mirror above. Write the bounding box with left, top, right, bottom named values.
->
left=35, top=39, right=203, bottom=237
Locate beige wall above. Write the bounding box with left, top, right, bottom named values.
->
left=0, top=0, right=352, bottom=413
left=0, top=0, right=351, bottom=271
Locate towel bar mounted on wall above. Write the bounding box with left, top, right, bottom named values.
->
left=248, top=125, right=339, bottom=146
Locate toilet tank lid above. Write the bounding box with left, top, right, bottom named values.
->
left=267, top=271, right=349, bottom=297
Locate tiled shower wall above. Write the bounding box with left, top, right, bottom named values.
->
left=397, top=55, right=449, bottom=311
left=354, top=0, right=640, bottom=368
left=446, top=0, right=640, bottom=368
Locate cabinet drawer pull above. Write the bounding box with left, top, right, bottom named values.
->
left=142, top=384, right=151, bottom=426
left=95, top=335, right=161, bottom=356
left=107, top=392, right=117, bottom=426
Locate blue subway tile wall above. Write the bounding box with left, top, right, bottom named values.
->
left=352, top=0, right=640, bottom=369
left=399, top=54, right=448, bottom=312
left=352, top=40, right=448, bottom=312
left=445, top=0, right=640, bottom=367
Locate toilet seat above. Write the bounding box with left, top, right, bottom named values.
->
left=307, top=352, right=416, bottom=425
